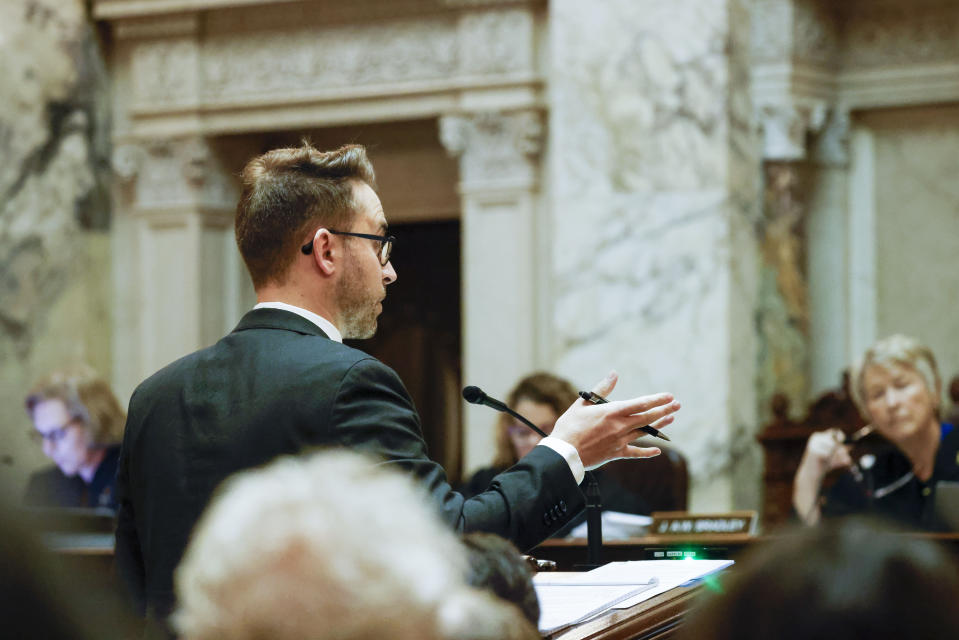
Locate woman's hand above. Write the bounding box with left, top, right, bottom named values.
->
left=792, top=429, right=853, bottom=525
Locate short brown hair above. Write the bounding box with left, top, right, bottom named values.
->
left=492, top=373, right=579, bottom=468
left=235, top=143, right=377, bottom=288
left=25, top=366, right=126, bottom=447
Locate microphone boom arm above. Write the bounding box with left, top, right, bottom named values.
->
left=503, top=406, right=549, bottom=439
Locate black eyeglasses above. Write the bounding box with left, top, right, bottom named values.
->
left=29, top=420, right=77, bottom=444
left=301, top=230, right=395, bottom=266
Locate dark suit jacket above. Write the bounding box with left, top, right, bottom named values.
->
left=23, top=445, right=121, bottom=511
left=116, top=308, right=585, bottom=619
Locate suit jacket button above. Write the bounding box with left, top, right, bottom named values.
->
left=559, top=500, right=568, bottom=513
left=543, top=513, right=551, bottom=526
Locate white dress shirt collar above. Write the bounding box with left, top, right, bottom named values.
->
left=253, top=302, right=343, bottom=343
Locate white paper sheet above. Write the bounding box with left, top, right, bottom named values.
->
left=534, top=579, right=657, bottom=634
left=586, top=559, right=733, bottom=609
left=565, top=511, right=653, bottom=539
left=534, top=559, right=733, bottom=635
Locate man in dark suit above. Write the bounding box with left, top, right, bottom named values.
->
left=115, top=143, right=680, bottom=624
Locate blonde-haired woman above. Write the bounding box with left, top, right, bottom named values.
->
left=793, top=335, right=959, bottom=530
left=24, top=367, right=126, bottom=511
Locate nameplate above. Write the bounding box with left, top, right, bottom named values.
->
left=650, top=511, right=757, bottom=537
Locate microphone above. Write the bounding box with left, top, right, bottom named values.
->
left=463, top=383, right=604, bottom=567
left=462, top=386, right=548, bottom=438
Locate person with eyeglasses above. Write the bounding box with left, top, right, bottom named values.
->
left=115, top=143, right=680, bottom=630
left=461, top=373, right=651, bottom=530
left=792, top=334, right=959, bottom=530
left=23, top=367, right=126, bottom=512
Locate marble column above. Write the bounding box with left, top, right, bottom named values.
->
left=549, top=0, right=761, bottom=511
left=111, top=137, right=242, bottom=400
left=439, top=109, right=547, bottom=475
left=806, top=108, right=854, bottom=397
left=756, top=158, right=811, bottom=419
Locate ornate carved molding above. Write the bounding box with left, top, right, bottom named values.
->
left=757, top=102, right=826, bottom=161
left=750, top=0, right=793, bottom=65
left=112, top=138, right=237, bottom=215
left=839, top=2, right=959, bottom=70
left=752, top=0, right=959, bottom=159
left=457, top=8, right=535, bottom=77
left=121, top=7, right=537, bottom=115
left=112, top=13, right=198, bottom=40
left=130, top=38, right=200, bottom=110
left=792, top=0, right=839, bottom=69
left=750, top=0, right=838, bottom=68
left=750, top=1, right=839, bottom=161
left=199, top=19, right=459, bottom=106
left=439, top=109, right=543, bottom=191
left=443, top=0, right=542, bottom=7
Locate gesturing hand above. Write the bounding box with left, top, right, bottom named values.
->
left=550, top=371, right=680, bottom=469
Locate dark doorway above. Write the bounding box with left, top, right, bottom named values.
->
left=346, top=220, right=462, bottom=478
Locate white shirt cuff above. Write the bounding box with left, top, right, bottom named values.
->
left=537, top=436, right=585, bottom=485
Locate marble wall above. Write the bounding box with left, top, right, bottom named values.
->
left=548, top=0, right=762, bottom=511
left=0, top=0, right=112, bottom=499
left=866, top=105, right=959, bottom=398
left=9, top=0, right=956, bottom=518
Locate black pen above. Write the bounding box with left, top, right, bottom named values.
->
left=578, top=390, right=671, bottom=442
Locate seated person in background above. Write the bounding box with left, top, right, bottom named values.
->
left=462, top=533, right=540, bottom=628
left=173, top=450, right=540, bottom=640
left=461, top=372, right=651, bottom=523
left=678, top=517, right=959, bottom=640
left=793, top=334, right=959, bottom=530
left=23, top=367, right=125, bottom=512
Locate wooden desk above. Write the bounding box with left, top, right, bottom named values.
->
left=547, top=583, right=701, bottom=640
left=533, top=534, right=756, bottom=570
left=534, top=532, right=959, bottom=570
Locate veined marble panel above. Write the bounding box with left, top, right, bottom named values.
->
left=551, top=193, right=756, bottom=491
left=550, top=0, right=760, bottom=511
left=0, top=0, right=113, bottom=497
left=551, top=0, right=732, bottom=198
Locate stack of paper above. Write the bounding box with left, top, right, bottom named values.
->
left=534, top=559, right=733, bottom=635
left=565, top=511, right=653, bottom=539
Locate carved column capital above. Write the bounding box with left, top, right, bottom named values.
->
left=758, top=101, right=827, bottom=161
left=439, top=109, right=544, bottom=193
left=812, top=107, right=850, bottom=167
left=112, top=137, right=236, bottom=220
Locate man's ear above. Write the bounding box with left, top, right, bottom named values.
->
left=310, top=229, right=337, bottom=276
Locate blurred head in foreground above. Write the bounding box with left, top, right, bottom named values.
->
left=173, top=450, right=538, bottom=640
left=462, top=532, right=540, bottom=627
left=680, top=517, right=959, bottom=640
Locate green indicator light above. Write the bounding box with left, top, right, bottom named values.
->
left=702, top=574, right=724, bottom=594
